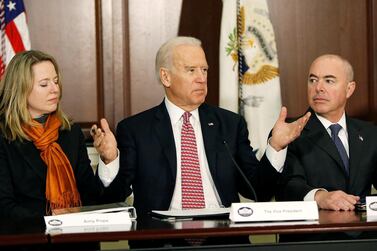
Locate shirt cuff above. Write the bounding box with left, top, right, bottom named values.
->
left=98, top=149, right=120, bottom=187
left=265, top=142, right=287, bottom=173
left=304, top=188, right=327, bottom=201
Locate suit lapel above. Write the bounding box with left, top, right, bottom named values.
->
left=57, top=130, right=75, bottom=165
left=305, top=114, right=347, bottom=175
left=15, top=140, right=46, bottom=180
left=153, top=102, right=219, bottom=180
left=199, top=104, right=218, bottom=177
left=154, top=102, right=177, bottom=179
left=347, top=118, right=364, bottom=188
left=15, top=130, right=72, bottom=181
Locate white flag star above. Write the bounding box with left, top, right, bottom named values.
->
left=7, top=1, right=16, bottom=12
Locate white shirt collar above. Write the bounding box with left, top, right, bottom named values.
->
left=315, top=112, right=347, bottom=131
left=164, top=96, right=200, bottom=124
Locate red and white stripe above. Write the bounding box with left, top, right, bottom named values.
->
left=0, top=0, right=6, bottom=75
left=4, top=11, right=30, bottom=62
left=0, top=0, right=30, bottom=78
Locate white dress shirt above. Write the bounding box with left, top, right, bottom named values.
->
left=97, top=150, right=120, bottom=187
left=304, top=112, right=348, bottom=201
left=164, top=97, right=286, bottom=209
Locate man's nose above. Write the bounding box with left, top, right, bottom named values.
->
left=196, top=69, right=207, bottom=83
left=314, top=80, right=325, bottom=92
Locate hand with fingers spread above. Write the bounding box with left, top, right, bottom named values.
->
left=91, top=118, right=117, bottom=164
left=269, top=107, right=311, bottom=151
left=315, top=190, right=360, bottom=211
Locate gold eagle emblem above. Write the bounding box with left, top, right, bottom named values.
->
left=241, top=65, right=279, bottom=85
left=225, top=5, right=279, bottom=85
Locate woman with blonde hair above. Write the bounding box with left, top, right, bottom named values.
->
left=0, top=50, right=126, bottom=218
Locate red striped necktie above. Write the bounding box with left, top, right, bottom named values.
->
left=181, top=112, right=205, bottom=209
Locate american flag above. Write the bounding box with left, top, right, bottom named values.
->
left=0, top=0, right=30, bottom=78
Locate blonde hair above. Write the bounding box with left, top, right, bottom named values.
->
left=0, top=50, right=71, bottom=141
left=155, top=36, right=202, bottom=83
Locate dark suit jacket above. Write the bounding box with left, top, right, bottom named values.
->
left=276, top=111, right=377, bottom=201
left=116, top=101, right=280, bottom=215
left=0, top=124, right=127, bottom=218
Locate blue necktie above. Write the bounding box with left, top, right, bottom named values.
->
left=329, top=124, right=349, bottom=176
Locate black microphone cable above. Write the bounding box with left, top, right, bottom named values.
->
left=223, top=140, right=258, bottom=202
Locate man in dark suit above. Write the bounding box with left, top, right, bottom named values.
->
left=115, top=36, right=310, bottom=218
left=276, top=54, right=377, bottom=211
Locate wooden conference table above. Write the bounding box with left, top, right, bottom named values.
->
left=2, top=210, right=377, bottom=250
left=0, top=217, right=47, bottom=246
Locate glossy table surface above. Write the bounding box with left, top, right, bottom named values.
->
left=49, top=210, right=377, bottom=244
left=1, top=210, right=377, bottom=246
left=0, top=217, right=47, bottom=246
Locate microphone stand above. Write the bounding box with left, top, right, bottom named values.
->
left=223, top=140, right=258, bottom=202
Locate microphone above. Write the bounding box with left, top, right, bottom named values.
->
left=223, top=140, right=258, bottom=202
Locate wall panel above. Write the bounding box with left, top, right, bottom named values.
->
left=24, top=0, right=100, bottom=124
left=268, top=0, right=369, bottom=118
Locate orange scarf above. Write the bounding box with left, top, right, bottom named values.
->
left=22, top=114, right=81, bottom=212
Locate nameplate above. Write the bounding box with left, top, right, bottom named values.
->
left=366, top=196, right=377, bottom=220
left=229, top=201, right=318, bottom=223
left=44, top=211, right=132, bottom=229
left=47, top=223, right=132, bottom=235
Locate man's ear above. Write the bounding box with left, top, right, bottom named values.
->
left=346, top=81, right=356, bottom=99
left=160, top=68, right=171, bottom=87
